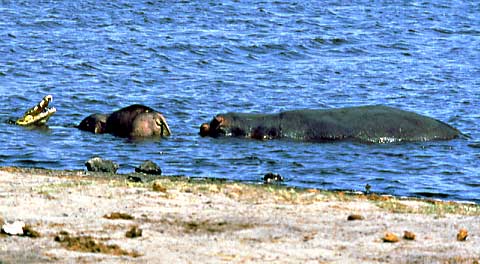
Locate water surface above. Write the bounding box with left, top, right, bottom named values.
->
left=0, top=1, right=479, bottom=202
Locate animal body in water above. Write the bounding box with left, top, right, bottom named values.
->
left=199, top=105, right=462, bottom=143
left=78, top=104, right=171, bottom=138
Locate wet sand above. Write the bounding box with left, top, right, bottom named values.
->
left=1, top=166, right=479, bottom=263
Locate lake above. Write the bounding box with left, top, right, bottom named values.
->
left=0, top=1, right=479, bottom=202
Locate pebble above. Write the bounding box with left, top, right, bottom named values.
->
left=382, top=232, right=399, bottom=243
left=457, top=228, right=468, bottom=241
left=403, top=231, right=416, bottom=240
left=347, top=214, right=364, bottom=221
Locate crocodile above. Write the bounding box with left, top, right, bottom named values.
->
left=15, top=95, right=56, bottom=126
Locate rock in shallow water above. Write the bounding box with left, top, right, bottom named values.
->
left=135, top=160, right=162, bottom=175
left=263, top=172, right=284, bottom=184
left=85, top=157, right=119, bottom=173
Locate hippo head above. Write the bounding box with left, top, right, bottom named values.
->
left=16, top=95, right=56, bottom=126
left=78, top=104, right=171, bottom=138
left=199, top=115, right=228, bottom=137
left=130, top=111, right=171, bottom=137
left=77, top=113, right=109, bottom=134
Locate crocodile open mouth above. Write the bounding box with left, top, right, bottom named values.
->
left=16, top=95, right=57, bottom=126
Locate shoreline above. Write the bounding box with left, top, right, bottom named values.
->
left=1, top=166, right=479, bottom=263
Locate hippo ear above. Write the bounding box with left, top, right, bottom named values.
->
left=156, top=115, right=171, bottom=136
left=199, top=123, right=210, bottom=136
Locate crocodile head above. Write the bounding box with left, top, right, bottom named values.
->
left=16, top=95, right=57, bottom=126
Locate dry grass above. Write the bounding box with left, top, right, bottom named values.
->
left=54, top=231, right=140, bottom=257
left=103, top=212, right=135, bottom=220
left=178, top=219, right=254, bottom=234
left=375, top=198, right=480, bottom=216
left=149, top=177, right=480, bottom=217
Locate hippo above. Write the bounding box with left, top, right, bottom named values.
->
left=15, top=95, right=56, bottom=126
left=78, top=104, right=171, bottom=138
left=199, top=105, right=462, bottom=143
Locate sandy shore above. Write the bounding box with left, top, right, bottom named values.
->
left=1, top=166, right=479, bottom=263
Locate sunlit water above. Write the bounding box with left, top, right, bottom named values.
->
left=0, top=1, right=479, bottom=202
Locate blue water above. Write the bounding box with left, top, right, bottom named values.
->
left=0, top=1, right=479, bottom=202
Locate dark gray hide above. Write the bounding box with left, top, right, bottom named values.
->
left=201, top=105, right=461, bottom=143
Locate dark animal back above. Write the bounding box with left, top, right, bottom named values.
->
left=279, top=106, right=461, bottom=142
left=105, top=104, right=155, bottom=137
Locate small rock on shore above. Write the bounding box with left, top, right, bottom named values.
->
left=85, top=157, right=119, bottom=173
left=135, top=160, right=162, bottom=175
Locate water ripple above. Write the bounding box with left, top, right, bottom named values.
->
left=0, top=0, right=478, bottom=203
